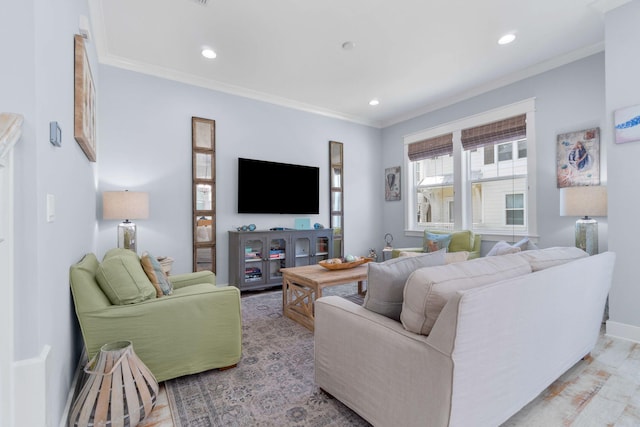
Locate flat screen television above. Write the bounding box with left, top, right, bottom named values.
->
left=237, top=158, right=320, bottom=214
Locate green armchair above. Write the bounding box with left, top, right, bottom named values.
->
left=392, top=229, right=482, bottom=259
left=70, top=252, right=242, bottom=382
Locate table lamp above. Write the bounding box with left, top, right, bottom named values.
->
left=559, top=186, right=607, bottom=255
left=103, top=190, right=149, bottom=252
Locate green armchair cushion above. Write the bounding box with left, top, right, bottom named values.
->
left=95, top=255, right=156, bottom=305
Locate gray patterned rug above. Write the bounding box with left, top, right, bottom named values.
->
left=165, top=284, right=371, bottom=426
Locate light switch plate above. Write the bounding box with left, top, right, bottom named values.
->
left=46, top=194, right=55, bottom=222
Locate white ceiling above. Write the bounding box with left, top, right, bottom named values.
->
left=88, top=0, right=621, bottom=128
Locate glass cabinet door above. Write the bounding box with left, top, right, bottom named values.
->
left=268, top=237, right=287, bottom=281
left=243, top=239, right=264, bottom=283
left=294, top=237, right=311, bottom=266
left=315, top=236, right=330, bottom=262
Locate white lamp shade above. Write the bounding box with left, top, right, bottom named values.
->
left=103, top=191, right=149, bottom=220
left=559, top=186, right=607, bottom=217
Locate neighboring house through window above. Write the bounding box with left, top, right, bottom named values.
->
left=403, top=99, right=537, bottom=240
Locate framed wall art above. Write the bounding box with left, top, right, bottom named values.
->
left=74, top=34, right=96, bottom=162
left=556, top=127, right=600, bottom=188
left=385, top=166, right=401, bottom=201
left=614, top=104, right=640, bottom=144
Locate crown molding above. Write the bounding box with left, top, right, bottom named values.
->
left=589, top=0, right=632, bottom=14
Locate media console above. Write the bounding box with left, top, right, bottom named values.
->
left=228, top=228, right=334, bottom=291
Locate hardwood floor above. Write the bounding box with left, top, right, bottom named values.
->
left=139, top=328, right=640, bottom=426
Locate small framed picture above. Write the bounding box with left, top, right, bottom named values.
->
left=614, top=105, right=640, bottom=144
left=556, top=128, right=600, bottom=188
left=385, top=166, right=401, bottom=201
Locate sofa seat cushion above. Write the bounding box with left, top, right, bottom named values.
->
left=401, top=254, right=532, bottom=335
left=517, top=246, right=588, bottom=271
left=96, top=255, right=157, bottom=305
left=363, top=250, right=446, bottom=321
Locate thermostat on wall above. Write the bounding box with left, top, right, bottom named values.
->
left=49, top=121, right=62, bottom=147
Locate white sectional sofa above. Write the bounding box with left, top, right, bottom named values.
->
left=314, top=248, right=616, bottom=427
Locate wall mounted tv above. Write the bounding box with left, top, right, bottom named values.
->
left=237, top=157, right=320, bottom=214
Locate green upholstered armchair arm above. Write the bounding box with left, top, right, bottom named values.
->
left=169, top=270, right=215, bottom=289
left=469, top=234, right=482, bottom=259
left=78, top=283, right=241, bottom=382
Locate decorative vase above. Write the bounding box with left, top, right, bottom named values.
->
left=68, top=341, right=158, bottom=427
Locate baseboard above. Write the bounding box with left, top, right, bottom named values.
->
left=605, top=320, right=640, bottom=343
left=13, top=345, right=51, bottom=427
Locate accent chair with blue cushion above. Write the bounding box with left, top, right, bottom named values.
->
left=391, top=229, right=481, bottom=259
left=70, top=249, right=242, bottom=382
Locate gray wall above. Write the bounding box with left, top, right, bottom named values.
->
left=381, top=53, right=607, bottom=254
left=1, top=0, right=99, bottom=424
left=605, top=2, right=640, bottom=334
left=96, top=66, right=383, bottom=282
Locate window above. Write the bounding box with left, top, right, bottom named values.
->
left=497, top=143, right=513, bottom=161
left=467, top=137, right=527, bottom=232
left=404, top=99, right=536, bottom=238
left=408, top=133, right=454, bottom=230
left=506, top=194, right=524, bottom=225
left=518, top=140, right=527, bottom=159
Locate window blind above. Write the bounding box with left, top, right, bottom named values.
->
left=407, top=133, right=453, bottom=161
left=460, top=114, right=526, bottom=151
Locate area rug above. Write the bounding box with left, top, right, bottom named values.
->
left=165, top=284, right=371, bottom=426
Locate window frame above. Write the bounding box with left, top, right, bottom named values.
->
left=403, top=98, right=537, bottom=240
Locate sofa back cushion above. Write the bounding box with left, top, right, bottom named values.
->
left=516, top=246, right=588, bottom=271
left=96, top=255, right=156, bottom=305
left=401, top=254, right=532, bottom=335
left=363, top=250, right=446, bottom=321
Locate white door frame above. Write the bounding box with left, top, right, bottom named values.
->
left=0, top=113, right=23, bottom=427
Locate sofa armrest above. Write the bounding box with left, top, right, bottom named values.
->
left=315, top=296, right=454, bottom=427
left=78, top=283, right=240, bottom=381
left=169, top=270, right=215, bottom=289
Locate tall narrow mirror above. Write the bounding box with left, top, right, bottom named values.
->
left=192, top=117, right=216, bottom=272
left=329, top=141, right=344, bottom=257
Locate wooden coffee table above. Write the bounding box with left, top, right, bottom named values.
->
left=282, top=264, right=367, bottom=331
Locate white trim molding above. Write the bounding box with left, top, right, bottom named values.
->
left=0, top=112, right=22, bottom=427
left=606, top=320, right=640, bottom=344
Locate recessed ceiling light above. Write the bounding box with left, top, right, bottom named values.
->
left=498, top=33, right=516, bottom=45
left=369, top=99, right=380, bottom=106
left=201, top=48, right=217, bottom=59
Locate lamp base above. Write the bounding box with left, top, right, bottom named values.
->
left=575, top=217, right=597, bottom=256
left=118, top=220, right=137, bottom=253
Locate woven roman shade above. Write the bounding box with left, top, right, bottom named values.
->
left=461, top=114, right=526, bottom=151
left=407, top=133, right=453, bottom=161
